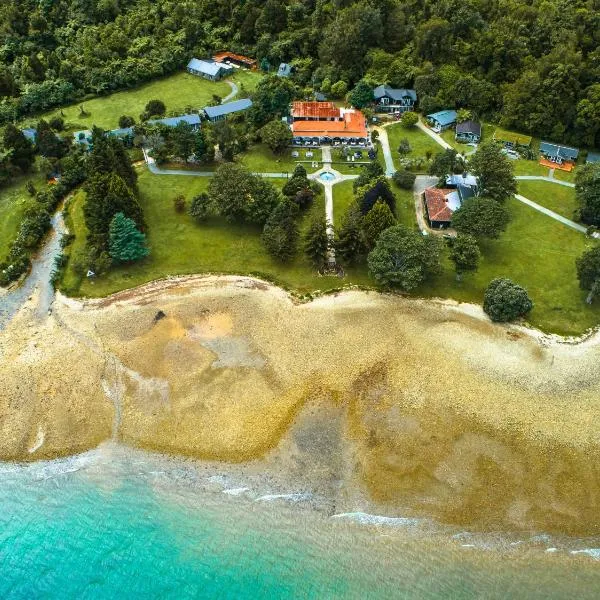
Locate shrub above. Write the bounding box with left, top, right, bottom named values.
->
left=189, top=193, right=212, bottom=222
left=483, top=278, right=533, bottom=322
left=118, top=115, right=136, bottom=128
left=401, top=111, right=418, bottom=128
left=393, top=169, right=416, bottom=189
left=173, top=194, right=186, bottom=213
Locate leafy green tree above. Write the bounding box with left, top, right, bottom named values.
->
left=118, top=115, right=135, bottom=128
left=348, top=80, right=374, bottom=109
left=304, top=216, right=329, bottom=268
left=2, top=124, right=34, bottom=172
left=109, top=212, right=149, bottom=263
left=576, top=245, right=600, bottom=304
left=398, top=138, right=411, bottom=155
left=209, top=119, right=248, bottom=161
left=483, top=278, right=533, bottom=322
left=330, top=80, right=348, bottom=99
left=36, top=119, right=68, bottom=158
left=260, top=119, right=293, bottom=154
left=392, top=169, right=416, bottom=190
left=452, top=197, right=510, bottom=238
left=428, top=148, right=460, bottom=183
left=449, top=234, right=481, bottom=280
left=84, top=173, right=144, bottom=250
left=208, top=163, right=279, bottom=225
left=144, top=99, right=166, bottom=118
left=189, top=193, right=213, bottom=223
left=353, top=161, right=384, bottom=191
left=262, top=199, right=299, bottom=261
left=575, top=163, right=600, bottom=226
left=401, top=111, right=418, bottom=128
left=334, top=203, right=364, bottom=265
left=456, top=108, right=472, bottom=123
left=248, top=75, right=296, bottom=128
left=362, top=200, right=396, bottom=249
left=368, top=225, right=442, bottom=290
left=468, top=141, right=516, bottom=203
left=193, top=129, right=215, bottom=164
left=169, top=122, right=196, bottom=161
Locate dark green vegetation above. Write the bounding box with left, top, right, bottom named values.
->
left=1, top=1, right=599, bottom=146
left=483, top=278, right=534, bottom=323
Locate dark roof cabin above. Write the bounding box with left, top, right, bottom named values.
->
left=373, top=85, right=417, bottom=113
left=455, top=120, right=481, bottom=143
left=539, top=141, right=579, bottom=163
left=587, top=152, right=600, bottom=164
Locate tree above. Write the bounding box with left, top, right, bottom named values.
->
left=209, top=119, right=247, bottom=161
left=173, top=194, right=186, bottom=213
left=84, top=173, right=144, bottom=249
left=262, top=199, right=299, bottom=261
left=87, top=130, right=137, bottom=189
left=449, top=234, right=480, bottom=280
left=362, top=200, right=396, bottom=249
left=353, top=161, right=384, bottom=191
left=169, top=122, right=196, bottom=161
left=330, top=80, right=348, bottom=99
left=334, top=203, right=364, bottom=265
left=208, top=163, right=279, bottom=225
left=119, top=115, right=135, bottom=128
left=304, top=216, right=329, bottom=268
left=248, top=75, right=296, bottom=128
left=483, top=278, right=533, bottom=322
left=193, top=129, right=215, bottom=164
left=456, top=108, right=472, bottom=123
left=282, top=164, right=311, bottom=200
left=575, top=163, right=600, bottom=226
left=401, top=111, right=418, bottom=128
left=260, top=120, right=293, bottom=154
left=392, top=169, right=416, bottom=190
left=36, top=119, right=68, bottom=158
left=428, top=148, right=460, bottom=183
left=398, top=138, right=412, bottom=155
left=144, top=99, right=165, bottom=118
left=348, top=80, right=374, bottom=109
left=189, top=193, right=212, bottom=222
left=469, top=141, right=516, bottom=203
left=367, top=225, right=442, bottom=290
left=576, top=246, right=600, bottom=304
left=357, top=178, right=396, bottom=215
left=452, top=197, right=510, bottom=238
left=2, top=124, right=34, bottom=172
left=109, top=212, right=149, bottom=263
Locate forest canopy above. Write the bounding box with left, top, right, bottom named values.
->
left=1, top=0, right=600, bottom=145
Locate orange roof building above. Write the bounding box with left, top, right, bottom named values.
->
left=424, top=187, right=455, bottom=227
left=291, top=102, right=368, bottom=142
left=213, top=51, right=257, bottom=70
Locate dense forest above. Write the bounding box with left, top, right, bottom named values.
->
left=1, top=0, right=600, bottom=145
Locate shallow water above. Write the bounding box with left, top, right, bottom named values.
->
left=1, top=444, right=599, bottom=599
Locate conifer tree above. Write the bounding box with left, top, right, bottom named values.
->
left=108, top=212, right=149, bottom=263
left=304, top=216, right=329, bottom=268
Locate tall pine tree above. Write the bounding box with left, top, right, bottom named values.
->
left=109, top=212, right=149, bottom=263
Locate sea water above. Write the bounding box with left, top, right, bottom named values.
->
left=1, top=444, right=599, bottom=599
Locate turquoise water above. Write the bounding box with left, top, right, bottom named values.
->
left=1, top=445, right=599, bottom=599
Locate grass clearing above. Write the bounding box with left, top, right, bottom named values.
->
left=22, top=72, right=234, bottom=132
left=64, top=168, right=349, bottom=297
left=553, top=168, right=578, bottom=183
left=513, top=160, right=551, bottom=177
left=517, top=181, right=578, bottom=220
left=239, top=145, right=321, bottom=174
left=0, top=169, right=47, bottom=261
left=386, top=124, right=442, bottom=171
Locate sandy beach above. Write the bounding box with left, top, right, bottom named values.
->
left=2, top=275, right=600, bottom=536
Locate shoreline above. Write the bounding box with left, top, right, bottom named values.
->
left=3, top=274, right=600, bottom=537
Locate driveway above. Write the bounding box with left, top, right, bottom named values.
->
left=515, top=175, right=575, bottom=188
left=222, top=81, right=238, bottom=103
left=373, top=126, right=395, bottom=176
left=416, top=121, right=453, bottom=150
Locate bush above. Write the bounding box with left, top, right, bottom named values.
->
left=401, top=111, right=418, bottom=128
left=49, top=116, right=65, bottom=131
left=144, top=99, right=166, bottom=118
left=119, top=115, right=136, bottom=128
left=173, top=194, right=186, bottom=213
left=393, top=169, right=416, bottom=189
left=483, top=278, right=533, bottom=322
left=189, top=193, right=212, bottom=222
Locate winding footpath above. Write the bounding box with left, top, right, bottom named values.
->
left=222, top=81, right=239, bottom=103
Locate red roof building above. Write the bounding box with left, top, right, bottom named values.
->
left=424, top=187, right=455, bottom=227
left=291, top=102, right=368, bottom=142
left=213, top=51, right=257, bottom=70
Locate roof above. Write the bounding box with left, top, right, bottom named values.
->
left=147, top=114, right=201, bottom=127
left=73, top=129, right=92, bottom=140
left=540, top=141, right=579, bottom=161
left=292, top=108, right=367, bottom=139
left=587, top=152, right=600, bottom=164
left=277, top=63, right=292, bottom=77
left=373, top=85, right=417, bottom=102
left=292, top=101, right=340, bottom=120
left=456, top=120, right=481, bottom=136
left=493, top=128, right=532, bottom=146
left=21, top=128, right=37, bottom=142
left=204, top=98, right=253, bottom=119
left=213, top=51, right=257, bottom=67
left=314, top=92, right=328, bottom=102
left=424, top=187, right=454, bottom=223
left=107, top=127, right=134, bottom=137
left=187, top=58, right=231, bottom=77
left=446, top=173, right=478, bottom=188
left=427, top=110, right=457, bottom=127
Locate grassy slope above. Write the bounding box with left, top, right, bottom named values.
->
left=517, top=180, right=578, bottom=220
left=21, top=72, right=259, bottom=132
left=386, top=124, right=442, bottom=169
left=0, top=169, right=47, bottom=261
left=67, top=169, right=347, bottom=297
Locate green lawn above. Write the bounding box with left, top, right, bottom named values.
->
left=386, top=124, right=442, bottom=171
left=513, top=159, right=550, bottom=177
left=0, top=169, right=47, bottom=261
left=230, top=70, right=263, bottom=93
left=21, top=72, right=234, bottom=132
left=332, top=180, right=355, bottom=223
left=517, top=180, right=578, bottom=220
left=553, top=168, right=578, bottom=183
left=63, top=168, right=348, bottom=297
left=239, top=144, right=321, bottom=174
left=60, top=190, right=89, bottom=293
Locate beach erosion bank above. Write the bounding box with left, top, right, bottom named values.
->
left=1, top=275, right=600, bottom=537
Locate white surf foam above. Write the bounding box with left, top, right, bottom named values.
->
left=255, top=492, right=312, bottom=503
left=570, top=548, right=600, bottom=560
left=331, top=512, right=421, bottom=527
left=223, top=487, right=250, bottom=496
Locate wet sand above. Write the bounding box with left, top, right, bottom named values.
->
left=1, top=275, right=600, bottom=536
